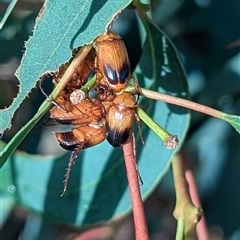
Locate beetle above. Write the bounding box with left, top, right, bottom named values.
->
left=39, top=48, right=95, bottom=113
left=49, top=95, right=106, bottom=195
left=50, top=97, right=104, bottom=125
left=105, top=92, right=137, bottom=147
left=52, top=48, right=95, bottom=103
left=44, top=33, right=139, bottom=194
left=55, top=124, right=106, bottom=152
left=54, top=48, right=95, bottom=90
left=95, top=31, right=131, bottom=93
left=55, top=124, right=106, bottom=196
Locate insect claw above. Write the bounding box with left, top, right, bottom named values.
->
left=138, top=174, right=143, bottom=186
left=60, top=188, right=66, bottom=197
left=133, top=76, right=142, bottom=95
left=52, top=101, right=68, bottom=112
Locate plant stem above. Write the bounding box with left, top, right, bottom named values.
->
left=41, top=44, right=93, bottom=105
left=172, top=154, right=203, bottom=240
left=0, top=0, right=18, bottom=29
left=136, top=107, right=179, bottom=149
left=181, top=149, right=209, bottom=240
left=122, top=135, right=149, bottom=240
left=131, top=0, right=150, bottom=11
left=0, top=45, right=92, bottom=167
left=139, top=88, right=225, bottom=120
left=126, top=84, right=240, bottom=133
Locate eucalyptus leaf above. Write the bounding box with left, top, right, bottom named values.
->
left=0, top=0, right=132, bottom=133
left=1, top=15, right=190, bottom=226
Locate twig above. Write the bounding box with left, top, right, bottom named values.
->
left=172, top=154, right=203, bottom=240
left=180, top=149, right=209, bottom=240
left=139, top=88, right=224, bottom=120
left=0, top=45, right=93, bottom=167
left=122, top=135, right=149, bottom=240
left=40, top=44, right=93, bottom=107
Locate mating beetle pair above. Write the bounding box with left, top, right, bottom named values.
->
left=52, top=31, right=137, bottom=150
left=48, top=31, right=138, bottom=195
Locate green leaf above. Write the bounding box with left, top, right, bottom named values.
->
left=221, top=113, right=240, bottom=133
left=0, top=99, right=51, bottom=168
left=0, top=0, right=132, bottom=133
left=0, top=14, right=190, bottom=226
left=0, top=0, right=18, bottom=29
left=138, top=13, right=189, bottom=97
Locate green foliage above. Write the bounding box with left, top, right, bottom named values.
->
left=0, top=0, right=132, bottom=133
left=221, top=113, right=240, bottom=133
left=0, top=2, right=189, bottom=226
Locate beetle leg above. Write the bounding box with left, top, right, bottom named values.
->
left=33, top=117, right=57, bottom=130
left=51, top=100, right=68, bottom=112
left=133, top=75, right=142, bottom=96
left=60, top=142, right=84, bottom=197
left=135, top=112, right=145, bottom=146
left=39, top=77, right=68, bottom=112
left=131, top=132, right=143, bottom=186
left=38, top=75, right=50, bottom=99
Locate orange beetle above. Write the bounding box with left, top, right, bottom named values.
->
left=52, top=48, right=95, bottom=103
left=105, top=92, right=137, bottom=147
left=55, top=124, right=106, bottom=196
left=95, top=31, right=131, bottom=93
left=55, top=124, right=106, bottom=152
left=50, top=97, right=104, bottom=125
left=49, top=94, right=106, bottom=195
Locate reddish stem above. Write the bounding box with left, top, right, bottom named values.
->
left=140, top=88, right=224, bottom=120
left=122, top=136, right=149, bottom=240
left=181, top=150, right=209, bottom=240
